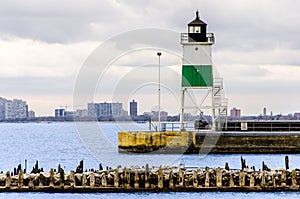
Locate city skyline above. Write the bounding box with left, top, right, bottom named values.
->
left=0, top=1, right=300, bottom=116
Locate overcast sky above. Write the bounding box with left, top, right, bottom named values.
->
left=0, top=0, right=300, bottom=116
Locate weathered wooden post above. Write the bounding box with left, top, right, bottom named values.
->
left=69, top=170, right=75, bottom=187
left=145, top=164, right=150, bottom=189
left=158, top=166, right=163, bottom=189
left=250, top=172, right=255, bottom=187
left=281, top=170, right=287, bottom=187
left=178, top=168, right=184, bottom=187
left=28, top=175, right=34, bottom=189
left=18, top=169, right=24, bottom=188
left=90, top=172, right=95, bottom=188
left=114, top=169, right=119, bottom=188
left=134, top=170, right=139, bottom=189
left=291, top=169, right=297, bottom=189
left=82, top=173, right=87, bottom=187
left=60, top=168, right=65, bottom=188
left=101, top=173, right=107, bottom=187
left=229, top=172, right=235, bottom=187
left=193, top=170, right=198, bottom=188
left=5, top=171, right=11, bottom=188
left=285, top=156, right=289, bottom=170
left=225, top=163, right=229, bottom=171
left=239, top=170, right=245, bottom=187
left=272, top=173, right=276, bottom=187
left=261, top=171, right=266, bottom=187
left=216, top=167, right=222, bottom=188
left=49, top=169, right=55, bottom=187
left=169, top=171, right=174, bottom=189
left=124, top=168, right=130, bottom=188
left=205, top=167, right=210, bottom=187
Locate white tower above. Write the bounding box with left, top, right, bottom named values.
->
left=180, top=11, right=227, bottom=131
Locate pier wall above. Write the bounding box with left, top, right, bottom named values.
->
left=118, top=131, right=300, bottom=154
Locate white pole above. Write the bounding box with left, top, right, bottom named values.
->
left=157, top=52, right=161, bottom=131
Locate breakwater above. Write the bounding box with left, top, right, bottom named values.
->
left=1, top=158, right=300, bottom=192
left=118, top=131, right=300, bottom=154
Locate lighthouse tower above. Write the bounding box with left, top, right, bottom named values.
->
left=180, top=11, right=227, bottom=131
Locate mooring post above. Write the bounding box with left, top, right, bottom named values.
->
left=281, top=170, right=287, bottom=187
left=101, top=173, right=107, bottom=187
left=169, top=171, right=174, bottom=189
left=145, top=164, right=150, bottom=188
left=291, top=169, right=297, bottom=189
left=229, top=172, right=234, bottom=187
left=193, top=170, right=198, bottom=188
left=261, top=171, right=266, bottom=187
left=250, top=172, right=255, bottom=187
left=239, top=170, right=245, bottom=187
left=49, top=169, right=54, bottom=187
left=134, top=170, right=139, bottom=189
left=124, top=168, right=130, bottom=188
left=82, top=173, right=87, bottom=187
left=205, top=167, right=210, bottom=187
left=5, top=171, right=11, bottom=188
left=60, top=168, right=65, bottom=188
left=285, top=156, right=289, bottom=170
left=225, top=162, right=229, bottom=171
left=158, top=166, right=163, bottom=189
left=90, top=172, right=95, bottom=188
left=216, top=167, right=222, bottom=187
left=272, top=173, right=276, bottom=187
left=28, top=175, right=34, bottom=189
left=69, top=170, right=75, bottom=187
left=18, top=169, right=23, bottom=188
left=114, top=169, right=119, bottom=188
left=179, top=168, right=184, bottom=187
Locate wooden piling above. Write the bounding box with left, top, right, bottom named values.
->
left=90, top=172, right=95, bottom=188
left=69, top=170, right=75, bottom=188
left=205, top=167, right=210, bottom=187
left=158, top=166, right=163, bottom=189
left=281, top=170, right=286, bottom=187
left=5, top=171, right=11, bottom=188
left=216, top=167, right=222, bottom=187
left=18, top=169, right=23, bottom=188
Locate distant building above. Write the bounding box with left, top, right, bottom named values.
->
left=263, top=108, right=267, bottom=117
left=129, top=100, right=137, bottom=117
left=28, top=110, right=35, bottom=118
left=0, top=97, right=6, bottom=120
left=294, top=113, right=300, bottom=120
left=230, top=107, right=241, bottom=118
left=55, top=108, right=65, bottom=118
left=75, top=109, right=88, bottom=118
left=87, top=102, right=125, bottom=118
left=4, top=99, right=27, bottom=120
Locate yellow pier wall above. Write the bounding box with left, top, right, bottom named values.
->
left=118, top=131, right=195, bottom=148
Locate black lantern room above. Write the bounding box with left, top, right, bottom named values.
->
left=188, top=10, right=207, bottom=42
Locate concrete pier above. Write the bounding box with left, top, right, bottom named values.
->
left=0, top=160, right=300, bottom=192
left=118, top=131, right=300, bottom=154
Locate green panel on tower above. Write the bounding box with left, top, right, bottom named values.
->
left=182, top=65, right=213, bottom=87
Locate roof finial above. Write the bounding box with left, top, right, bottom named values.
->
left=196, top=10, right=199, bottom=19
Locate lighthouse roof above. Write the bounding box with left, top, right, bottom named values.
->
left=188, top=10, right=207, bottom=26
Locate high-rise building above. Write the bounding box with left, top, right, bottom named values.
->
left=87, top=102, right=125, bottom=118
left=28, top=110, right=35, bottom=118
left=130, top=100, right=137, bottom=117
left=230, top=107, right=241, bottom=118
left=5, top=99, right=27, bottom=119
left=263, top=108, right=267, bottom=117
left=55, top=108, right=65, bottom=117
left=0, top=97, right=6, bottom=120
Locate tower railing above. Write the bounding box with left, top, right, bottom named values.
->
left=181, top=33, right=215, bottom=44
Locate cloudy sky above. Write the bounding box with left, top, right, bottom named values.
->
left=1, top=0, right=300, bottom=116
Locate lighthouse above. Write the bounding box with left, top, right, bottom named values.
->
left=180, top=11, right=227, bottom=131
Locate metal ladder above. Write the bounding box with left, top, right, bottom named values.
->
left=213, top=78, right=228, bottom=131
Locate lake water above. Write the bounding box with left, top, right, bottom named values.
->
left=0, top=122, right=300, bottom=198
